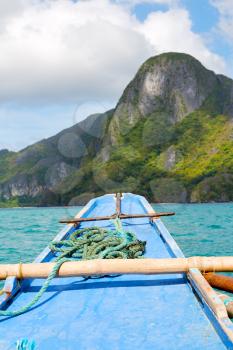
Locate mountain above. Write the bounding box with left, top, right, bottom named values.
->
left=0, top=52, right=233, bottom=206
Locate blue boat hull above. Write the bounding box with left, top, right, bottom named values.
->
left=0, top=193, right=233, bottom=349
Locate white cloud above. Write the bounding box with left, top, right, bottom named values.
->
left=139, top=8, right=226, bottom=74
left=115, top=0, right=178, bottom=6
left=211, top=0, right=233, bottom=41
left=0, top=0, right=227, bottom=108
left=0, top=0, right=152, bottom=105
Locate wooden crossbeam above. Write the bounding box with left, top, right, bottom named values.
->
left=59, top=211, right=175, bottom=224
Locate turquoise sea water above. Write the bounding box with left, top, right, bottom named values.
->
left=153, top=203, right=233, bottom=256
left=0, top=206, right=80, bottom=264
left=0, top=203, right=232, bottom=264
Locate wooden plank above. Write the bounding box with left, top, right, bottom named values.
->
left=59, top=211, right=175, bottom=224
left=218, top=293, right=233, bottom=318
left=188, top=268, right=228, bottom=319
left=189, top=268, right=233, bottom=344
left=115, top=192, right=122, bottom=216
left=218, top=316, right=233, bottom=344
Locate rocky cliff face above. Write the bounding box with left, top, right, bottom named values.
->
left=107, top=53, right=232, bottom=145
left=0, top=109, right=113, bottom=205
left=97, top=53, right=233, bottom=202
left=0, top=52, right=232, bottom=206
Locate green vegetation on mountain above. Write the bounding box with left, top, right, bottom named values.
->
left=99, top=111, right=233, bottom=202
left=0, top=52, right=232, bottom=206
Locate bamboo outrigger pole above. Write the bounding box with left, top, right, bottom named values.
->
left=204, top=272, right=233, bottom=293
left=2, top=257, right=233, bottom=280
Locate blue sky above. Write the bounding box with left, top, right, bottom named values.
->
left=133, top=0, right=232, bottom=59
left=0, top=0, right=232, bottom=151
left=134, top=1, right=219, bottom=34
left=180, top=0, right=219, bottom=33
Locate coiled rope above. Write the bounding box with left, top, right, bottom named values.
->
left=0, top=219, right=146, bottom=318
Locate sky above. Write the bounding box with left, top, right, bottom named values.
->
left=0, top=0, right=232, bottom=151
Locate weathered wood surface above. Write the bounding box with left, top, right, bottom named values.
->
left=217, top=293, right=233, bottom=318
left=189, top=268, right=228, bottom=319
left=60, top=212, right=175, bottom=224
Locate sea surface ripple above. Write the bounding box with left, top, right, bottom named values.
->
left=0, top=203, right=232, bottom=264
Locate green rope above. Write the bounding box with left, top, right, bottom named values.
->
left=0, top=220, right=146, bottom=318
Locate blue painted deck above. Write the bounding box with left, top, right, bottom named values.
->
left=0, top=193, right=231, bottom=349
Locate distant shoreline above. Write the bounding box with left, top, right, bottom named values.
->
left=0, top=202, right=232, bottom=209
